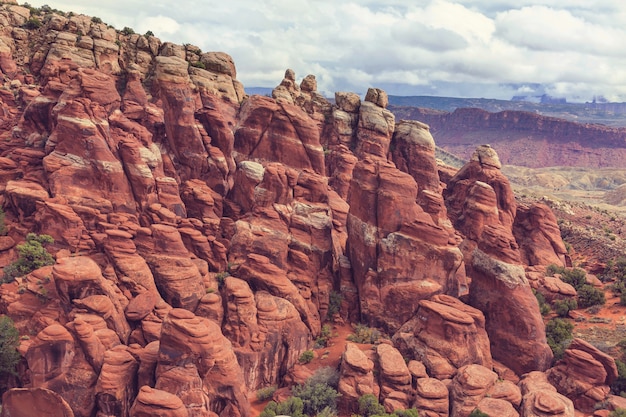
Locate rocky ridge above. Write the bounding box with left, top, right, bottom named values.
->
left=0, top=2, right=618, bottom=417
left=391, top=107, right=626, bottom=169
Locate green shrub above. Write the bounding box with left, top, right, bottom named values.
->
left=256, top=385, right=277, bottom=401
left=621, top=292, right=626, bottom=307
left=560, top=268, right=587, bottom=290
left=533, top=289, right=551, bottom=316
left=611, top=360, right=626, bottom=395
left=545, top=318, right=573, bottom=361
left=0, top=316, right=20, bottom=379
left=469, top=409, right=489, bottom=417
left=315, top=324, right=333, bottom=348
left=144, top=30, right=154, bottom=37
left=260, top=397, right=304, bottom=417
left=0, top=207, right=7, bottom=236
left=22, top=17, right=42, bottom=29
left=121, top=26, right=135, bottom=35
left=327, top=290, right=342, bottom=319
left=358, top=393, right=385, bottom=417
left=293, top=381, right=340, bottom=416
left=299, top=349, right=314, bottom=364
left=306, top=366, right=340, bottom=389
left=347, top=323, right=381, bottom=344
left=577, top=285, right=606, bottom=308
left=546, top=264, right=564, bottom=276
left=190, top=61, right=206, bottom=70
left=316, top=407, right=337, bottom=417
left=611, top=408, right=626, bottom=417
left=3, top=233, right=54, bottom=283
left=91, top=16, right=102, bottom=24
left=552, top=298, right=577, bottom=317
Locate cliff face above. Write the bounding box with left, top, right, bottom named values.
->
left=391, top=106, right=626, bottom=168
left=0, top=3, right=610, bottom=417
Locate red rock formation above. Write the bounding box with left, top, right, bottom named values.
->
left=393, top=295, right=492, bottom=379
left=337, top=343, right=378, bottom=414
left=1, top=387, right=75, bottom=417
left=519, top=371, right=575, bottom=417
left=448, top=146, right=553, bottom=375
left=347, top=158, right=466, bottom=331
left=547, top=338, right=617, bottom=413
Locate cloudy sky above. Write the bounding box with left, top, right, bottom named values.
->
left=25, top=0, right=626, bottom=102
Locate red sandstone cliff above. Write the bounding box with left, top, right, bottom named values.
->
left=0, top=3, right=613, bottom=417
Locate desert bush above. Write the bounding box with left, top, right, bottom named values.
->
left=577, top=285, right=606, bottom=308
left=611, top=408, right=626, bottom=417
left=533, top=289, right=551, bottom=316
left=3, top=233, right=54, bottom=283
left=293, top=381, right=340, bottom=416
left=315, top=324, right=333, bottom=348
left=91, top=16, right=102, bottom=23
left=358, top=393, right=386, bottom=417
left=611, top=360, right=626, bottom=395
left=469, top=409, right=489, bottom=417
left=121, top=26, right=135, bottom=35
left=0, top=316, right=20, bottom=377
left=260, top=396, right=304, bottom=417
left=299, top=349, right=314, bottom=364
left=256, top=386, right=277, bottom=401
left=0, top=207, right=6, bottom=236
left=23, top=17, right=42, bottom=29
left=546, top=264, right=564, bottom=276
left=347, top=323, right=381, bottom=344
left=190, top=61, right=206, bottom=70
left=552, top=298, right=577, bottom=317
left=327, top=290, right=342, bottom=319
left=560, top=268, right=587, bottom=290
left=144, top=30, right=154, bottom=37
left=545, top=318, right=573, bottom=361
left=306, top=366, right=340, bottom=389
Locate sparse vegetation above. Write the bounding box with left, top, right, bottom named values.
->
left=552, top=298, right=577, bottom=317
left=256, top=385, right=277, bottom=401
left=2, top=233, right=54, bottom=283
left=326, top=290, right=342, bottom=320
left=292, top=379, right=340, bottom=416
left=533, top=289, right=551, bottom=316
left=577, top=285, right=605, bottom=308
left=22, top=17, right=42, bottom=29
left=347, top=323, right=381, bottom=344
left=355, top=393, right=419, bottom=417
left=260, top=396, right=304, bottom=417
left=190, top=61, right=206, bottom=70
left=121, top=26, right=135, bottom=35
left=610, top=408, right=626, bottom=417
left=469, top=409, right=489, bottom=417
left=299, top=349, right=314, bottom=364
left=91, top=16, right=102, bottom=24
left=0, top=316, right=20, bottom=393
left=545, top=318, right=573, bottom=361
left=144, top=30, right=154, bottom=37
left=0, top=207, right=7, bottom=236
left=315, top=324, right=333, bottom=348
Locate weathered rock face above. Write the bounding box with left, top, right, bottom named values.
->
left=448, top=146, right=553, bottom=375
left=347, top=158, right=466, bottom=331
left=449, top=364, right=498, bottom=417
left=1, top=387, right=75, bottom=417
left=393, top=294, right=492, bottom=379
left=337, top=343, right=378, bottom=414
left=0, top=4, right=598, bottom=416
left=547, top=338, right=618, bottom=413
left=519, top=371, right=575, bottom=417
left=513, top=203, right=568, bottom=267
